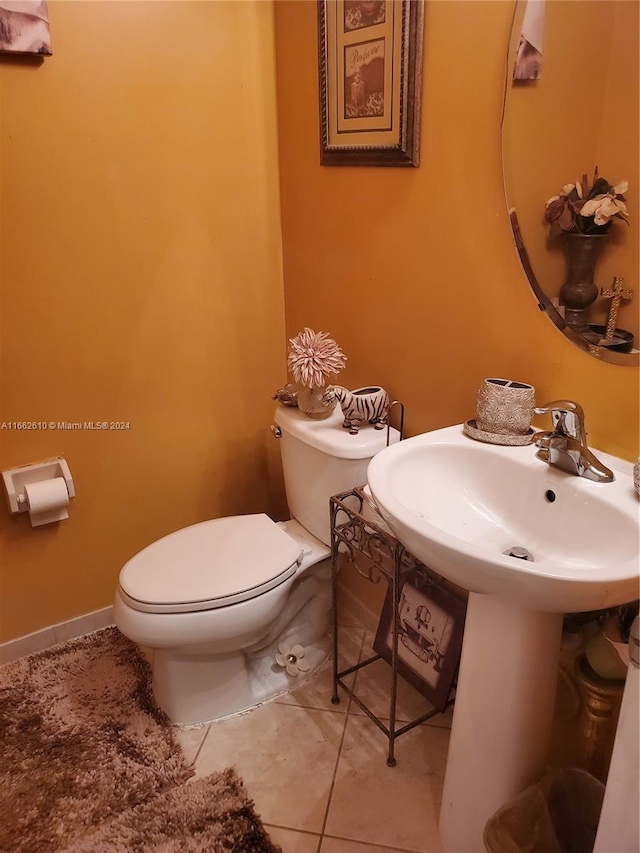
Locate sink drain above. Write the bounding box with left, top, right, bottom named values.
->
left=503, top=546, right=534, bottom=561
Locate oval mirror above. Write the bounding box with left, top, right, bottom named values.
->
left=502, top=0, right=639, bottom=366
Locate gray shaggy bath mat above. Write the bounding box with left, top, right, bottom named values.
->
left=0, top=626, right=194, bottom=852
left=62, top=767, right=281, bottom=852
left=0, top=626, right=280, bottom=852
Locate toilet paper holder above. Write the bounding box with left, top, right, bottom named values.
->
left=2, top=457, right=75, bottom=517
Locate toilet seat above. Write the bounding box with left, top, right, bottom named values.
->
left=118, top=514, right=303, bottom=614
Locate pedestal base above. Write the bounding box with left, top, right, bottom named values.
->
left=439, top=593, right=563, bottom=852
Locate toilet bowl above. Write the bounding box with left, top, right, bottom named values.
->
left=115, top=404, right=398, bottom=725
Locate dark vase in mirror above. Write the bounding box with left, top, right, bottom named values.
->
left=560, top=234, right=606, bottom=333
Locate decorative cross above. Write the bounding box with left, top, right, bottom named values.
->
left=600, top=277, right=633, bottom=343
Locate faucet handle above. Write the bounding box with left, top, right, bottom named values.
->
left=534, top=400, right=586, bottom=442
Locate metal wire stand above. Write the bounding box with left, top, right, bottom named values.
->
left=330, top=486, right=457, bottom=767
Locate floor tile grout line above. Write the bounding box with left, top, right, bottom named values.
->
left=315, top=696, right=351, bottom=841
left=274, top=697, right=451, bottom=728
left=317, top=627, right=368, bottom=844
left=320, top=832, right=427, bottom=853
left=274, top=701, right=349, bottom=716
left=263, top=822, right=321, bottom=839
left=191, top=725, right=211, bottom=765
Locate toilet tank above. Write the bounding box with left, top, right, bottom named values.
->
left=274, top=404, right=399, bottom=546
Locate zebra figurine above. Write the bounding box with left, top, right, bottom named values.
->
left=332, top=386, right=390, bottom=435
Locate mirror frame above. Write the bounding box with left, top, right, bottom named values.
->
left=501, top=2, right=639, bottom=368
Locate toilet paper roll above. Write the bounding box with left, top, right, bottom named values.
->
left=24, top=477, right=70, bottom=526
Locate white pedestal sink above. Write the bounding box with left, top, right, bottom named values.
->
left=367, top=425, right=639, bottom=853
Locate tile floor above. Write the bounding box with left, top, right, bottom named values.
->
left=175, top=620, right=453, bottom=853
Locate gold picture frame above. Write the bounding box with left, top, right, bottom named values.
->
left=318, top=0, right=425, bottom=166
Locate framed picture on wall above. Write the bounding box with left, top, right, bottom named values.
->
left=373, top=571, right=466, bottom=711
left=317, top=0, right=425, bottom=166
left=0, top=1, right=52, bottom=55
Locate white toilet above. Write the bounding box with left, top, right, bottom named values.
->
left=114, top=403, right=397, bottom=725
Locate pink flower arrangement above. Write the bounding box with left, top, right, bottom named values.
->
left=287, top=328, right=347, bottom=389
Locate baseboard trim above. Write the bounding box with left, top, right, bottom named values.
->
left=1, top=586, right=381, bottom=666
left=0, top=606, right=114, bottom=666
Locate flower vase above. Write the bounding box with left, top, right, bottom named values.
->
left=297, top=385, right=336, bottom=420
left=560, top=234, right=606, bottom=333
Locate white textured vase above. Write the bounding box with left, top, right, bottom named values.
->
left=297, top=385, right=336, bottom=420
left=476, top=378, right=535, bottom=435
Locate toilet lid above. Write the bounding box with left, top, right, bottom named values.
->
left=118, top=514, right=303, bottom=614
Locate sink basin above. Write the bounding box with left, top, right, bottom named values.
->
left=367, top=424, right=639, bottom=612
left=367, top=423, right=639, bottom=852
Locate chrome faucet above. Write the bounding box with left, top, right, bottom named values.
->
left=533, top=400, right=615, bottom=483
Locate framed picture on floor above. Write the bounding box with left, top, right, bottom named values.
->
left=317, top=0, right=425, bottom=166
left=373, top=571, right=466, bottom=711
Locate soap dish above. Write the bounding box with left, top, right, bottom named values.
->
left=463, top=419, right=537, bottom=446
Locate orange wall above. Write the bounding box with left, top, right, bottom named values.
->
left=2, top=1, right=638, bottom=643
left=275, top=0, right=638, bottom=620
left=274, top=0, right=639, bottom=461
left=0, top=2, right=287, bottom=642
